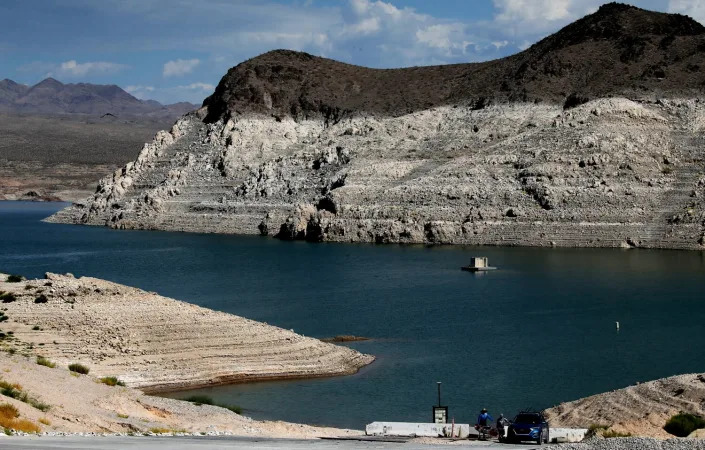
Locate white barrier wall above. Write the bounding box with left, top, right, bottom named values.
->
left=366, top=422, right=588, bottom=443
left=550, top=428, right=588, bottom=443
left=365, top=422, right=472, bottom=438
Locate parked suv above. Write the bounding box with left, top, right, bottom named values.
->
left=507, top=411, right=549, bottom=444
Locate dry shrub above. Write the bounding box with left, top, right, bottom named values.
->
left=36, top=356, right=56, bottom=368
left=68, top=363, right=89, bottom=375
left=0, top=403, right=19, bottom=420
left=99, top=376, right=125, bottom=386
left=0, top=403, right=40, bottom=433
left=664, top=413, right=705, bottom=437
left=10, top=419, right=40, bottom=433
left=0, top=379, right=49, bottom=411
left=38, top=417, right=50, bottom=426
left=0, top=415, right=13, bottom=430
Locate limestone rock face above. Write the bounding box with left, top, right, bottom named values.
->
left=49, top=98, right=705, bottom=249
left=47, top=5, right=705, bottom=249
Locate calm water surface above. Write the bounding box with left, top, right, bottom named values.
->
left=1, top=201, right=704, bottom=428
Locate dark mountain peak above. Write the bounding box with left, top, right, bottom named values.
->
left=596, top=2, right=635, bottom=13
left=1, top=78, right=24, bottom=87
left=527, top=2, right=705, bottom=56
left=203, top=5, right=705, bottom=122
left=0, top=78, right=30, bottom=103
left=594, top=2, right=704, bottom=35
left=260, top=49, right=316, bottom=61
left=34, top=77, right=64, bottom=88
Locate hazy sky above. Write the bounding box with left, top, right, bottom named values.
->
left=1, top=0, right=703, bottom=104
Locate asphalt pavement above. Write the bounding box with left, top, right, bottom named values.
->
left=0, top=435, right=541, bottom=450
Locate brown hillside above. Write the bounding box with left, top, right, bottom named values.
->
left=204, top=3, right=705, bottom=122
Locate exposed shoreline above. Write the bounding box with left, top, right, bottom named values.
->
left=140, top=368, right=372, bottom=395
left=0, top=273, right=374, bottom=393
left=0, top=351, right=364, bottom=437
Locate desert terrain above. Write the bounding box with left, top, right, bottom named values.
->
left=0, top=77, right=195, bottom=201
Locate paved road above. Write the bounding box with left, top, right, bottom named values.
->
left=0, top=436, right=541, bottom=450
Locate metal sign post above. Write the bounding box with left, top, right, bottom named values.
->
left=432, top=381, right=448, bottom=424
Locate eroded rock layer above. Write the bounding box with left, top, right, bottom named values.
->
left=49, top=98, right=705, bottom=249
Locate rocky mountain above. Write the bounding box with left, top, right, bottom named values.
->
left=0, top=78, right=196, bottom=118
left=0, top=78, right=28, bottom=103
left=50, top=3, right=705, bottom=250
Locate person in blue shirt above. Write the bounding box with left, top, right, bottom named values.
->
left=476, top=408, right=493, bottom=427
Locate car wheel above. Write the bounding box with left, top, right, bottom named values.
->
left=544, top=429, right=550, bottom=444
left=537, top=430, right=543, bottom=446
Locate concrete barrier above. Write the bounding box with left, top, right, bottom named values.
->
left=550, top=428, right=588, bottom=443
left=366, top=422, right=472, bottom=438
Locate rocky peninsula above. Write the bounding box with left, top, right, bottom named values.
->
left=49, top=4, right=705, bottom=249
left=0, top=351, right=362, bottom=437
left=0, top=273, right=373, bottom=392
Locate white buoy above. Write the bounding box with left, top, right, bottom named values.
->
left=616, top=321, right=620, bottom=331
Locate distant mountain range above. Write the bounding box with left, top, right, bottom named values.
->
left=0, top=78, right=197, bottom=118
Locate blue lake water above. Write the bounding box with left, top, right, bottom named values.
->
left=1, top=201, right=704, bottom=428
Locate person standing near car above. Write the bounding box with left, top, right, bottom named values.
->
left=496, top=413, right=509, bottom=441
left=476, top=408, right=493, bottom=427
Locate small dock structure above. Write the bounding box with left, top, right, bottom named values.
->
left=461, top=256, right=497, bottom=272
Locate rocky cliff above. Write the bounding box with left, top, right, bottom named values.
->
left=49, top=4, right=705, bottom=249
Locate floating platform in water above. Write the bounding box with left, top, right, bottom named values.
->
left=461, top=256, right=497, bottom=272
left=461, top=265, right=497, bottom=272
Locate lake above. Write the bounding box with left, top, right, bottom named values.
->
left=1, top=201, right=704, bottom=428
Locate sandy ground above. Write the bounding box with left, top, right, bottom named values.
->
left=0, top=351, right=363, bottom=438
left=0, top=273, right=373, bottom=392
left=0, top=271, right=376, bottom=436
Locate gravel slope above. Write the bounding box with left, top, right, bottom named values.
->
left=554, top=437, right=705, bottom=449
left=546, top=373, right=705, bottom=438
